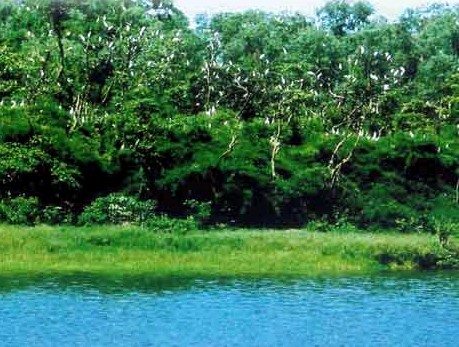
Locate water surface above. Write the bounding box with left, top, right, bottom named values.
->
left=0, top=272, right=458, bottom=346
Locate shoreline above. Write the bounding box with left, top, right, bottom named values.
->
left=0, top=225, right=457, bottom=278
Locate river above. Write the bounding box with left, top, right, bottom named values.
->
left=0, top=272, right=458, bottom=346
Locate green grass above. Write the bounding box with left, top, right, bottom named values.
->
left=0, top=224, right=456, bottom=278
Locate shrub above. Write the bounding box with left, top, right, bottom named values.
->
left=145, top=215, right=198, bottom=234
left=184, top=199, right=212, bottom=226
left=41, top=205, right=73, bottom=225
left=361, top=198, right=417, bottom=230
left=78, top=194, right=156, bottom=225
left=0, top=196, right=41, bottom=225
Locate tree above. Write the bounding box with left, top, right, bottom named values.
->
left=317, top=0, right=374, bottom=36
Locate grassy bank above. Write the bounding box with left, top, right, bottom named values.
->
left=0, top=225, right=457, bottom=278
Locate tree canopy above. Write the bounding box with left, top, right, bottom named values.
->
left=0, top=0, right=458, bottom=229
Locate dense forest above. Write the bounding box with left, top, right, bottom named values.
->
left=0, top=0, right=458, bottom=231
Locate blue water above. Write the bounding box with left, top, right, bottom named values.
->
left=0, top=272, right=458, bottom=346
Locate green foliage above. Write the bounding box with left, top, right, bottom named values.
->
left=361, top=198, right=418, bottom=230
left=317, top=0, right=374, bottom=36
left=184, top=199, right=212, bottom=226
left=145, top=215, right=198, bottom=234
left=78, top=194, right=156, bottom=225
left=0, top=107, right=32, bottom=142
left=41, top=205, right=73, bottom=225
left=0, top=196, right=40, bottom=225
left=0, top=0, right=457, bottom=229
left=339, top=133, right=459, bottom=229
left=0, top=45, right=25, bottom=98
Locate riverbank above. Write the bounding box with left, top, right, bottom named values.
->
left=0, top=225, right=457, bottom=278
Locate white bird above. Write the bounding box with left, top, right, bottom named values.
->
left=371, top=132, right=380, bottom=141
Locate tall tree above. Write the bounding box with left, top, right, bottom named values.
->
left=317, top=0, right=374, bottom=36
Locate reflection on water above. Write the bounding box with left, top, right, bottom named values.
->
left=0, top=272, right=458, bottom=346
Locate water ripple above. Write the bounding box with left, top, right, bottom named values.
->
left=0, top=272, right=458, bottom=346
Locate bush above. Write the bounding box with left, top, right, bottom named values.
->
left=184, top=199, right=212, bottom=226
left=361, top=199, right=417, bottom=230
left=41, top=205, right=73, bottom=225
left=145, top=215, right=198, bottom=234
left=78, top=194, right=156, bottom=225
left=0, top=196, right=41, bottom=225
